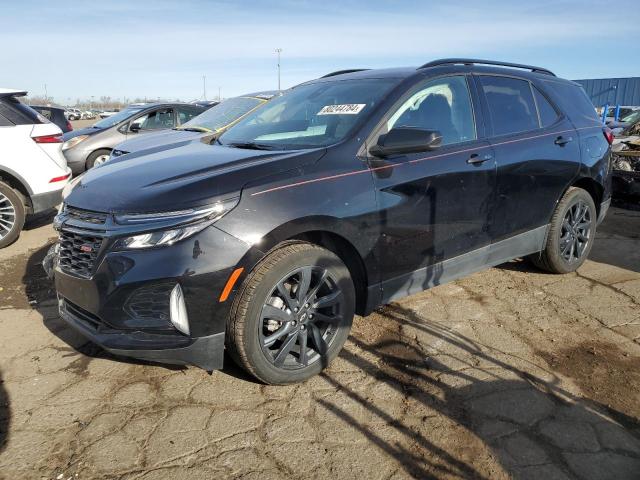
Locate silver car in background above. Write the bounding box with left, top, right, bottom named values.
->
left=61, top=102, right=208, bottom=173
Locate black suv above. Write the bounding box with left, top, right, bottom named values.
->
left=52, top=59, right=612, bottom=384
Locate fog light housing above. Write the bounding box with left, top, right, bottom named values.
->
left=170, top=284, right=190, bottom=335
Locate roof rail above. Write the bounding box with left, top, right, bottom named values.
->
left=418, top=58, right=555, bottom=77
left=320, top=69, right=370, bottom=78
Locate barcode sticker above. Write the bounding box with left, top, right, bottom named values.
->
left=317, top=104, right=366, bottom=115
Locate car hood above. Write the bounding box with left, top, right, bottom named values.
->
left=114, top=129, right=203, bottom=155
left=62, top=126, right=105, bottom=140
left=65, top=142, right=325, bottom=213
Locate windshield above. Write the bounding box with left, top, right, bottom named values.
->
left=93, top=108, right=143, bottom=128
left=219, top=78, right=398, bottom=149
left=621, top=110, right=640, bottom=123
left=179, top=97, right=264, bottom=132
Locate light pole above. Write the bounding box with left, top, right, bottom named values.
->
left=275, top=48, right=282, bottom=91
left=203, top=75, right=207, bottom=100
left=218, top=86, right=221, bottom=101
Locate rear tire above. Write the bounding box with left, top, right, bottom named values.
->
left=227, top=242, right=355, bottom=385
left=86, top=149, right=111, bottom=170
left=530, top=187, right=596, bottom=274
left=0, top=181, right=25, bottom=249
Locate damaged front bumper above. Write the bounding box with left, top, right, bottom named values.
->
left=611, top=150, right=640, bottom=200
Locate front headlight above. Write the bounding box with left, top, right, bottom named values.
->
left=112, top=198, right=238, bottom=250
left=62, top=135, right=89, bottom=151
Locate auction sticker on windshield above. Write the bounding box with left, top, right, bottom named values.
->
left=317, top=104, right=366, bottom=115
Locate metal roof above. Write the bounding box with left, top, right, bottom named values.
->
left=574, top=77, right=640, bottom=107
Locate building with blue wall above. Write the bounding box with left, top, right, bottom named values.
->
left=574, top=77, right=640, bottom=108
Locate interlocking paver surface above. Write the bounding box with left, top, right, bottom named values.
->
left=1, top=207, right=639, bottom=479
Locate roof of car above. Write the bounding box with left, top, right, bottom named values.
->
left=310, top=60, right=576, bottom=85
left=125, top=101, right=205, bottom=109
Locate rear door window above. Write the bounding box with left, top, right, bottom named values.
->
left=132, top=108, right=175, bottom=130
left=478, top=76, right=538, bottom=136
left=532, top=87, right=559, bottom=127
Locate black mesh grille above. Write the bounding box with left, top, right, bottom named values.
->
left=65, top=206, right=108, bottom=225
left=124, top=283, right=173, bottom=322
left=58, top=230, right=103, bottom=278
left=64, top=299, right=102, bottom=331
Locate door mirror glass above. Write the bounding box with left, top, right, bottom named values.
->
left=369, top=127, right=442, bottom=157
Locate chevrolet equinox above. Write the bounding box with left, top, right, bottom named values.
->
left=52, top=59, right=612, bottom=384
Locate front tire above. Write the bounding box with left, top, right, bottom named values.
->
left=227, top=242, right=355, bottom=385
left=530, top=187, right=597, bottom=274
left=0, top=182, right=25, bottom=249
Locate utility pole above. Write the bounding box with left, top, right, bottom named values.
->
left=203, top=75, right=207, bottom=100
left=275, top=48, right=282, bottom=90
left=218, top=86, right=221, bottom=101
left=44, top=84, right=48, bottom=102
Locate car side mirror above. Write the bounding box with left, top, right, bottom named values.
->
left=129, top=123, right=141, bottom=133
left=369, top=127, right=442, bottom=158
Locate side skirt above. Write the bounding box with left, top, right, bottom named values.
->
left=378, top=225, right=548, bottom=305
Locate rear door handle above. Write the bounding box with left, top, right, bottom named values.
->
left=467, top=153, right=493, bottom=165
left=554, top=135, right=573, bottom=146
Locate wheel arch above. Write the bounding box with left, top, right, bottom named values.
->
left=0, top=167, right=31, bottom=206
left=570, top=176, right=603, bottom=215
left=232, top=217, right=374, bottom=316
left=289, top=230, right=370, bottom=316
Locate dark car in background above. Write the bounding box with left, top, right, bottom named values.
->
left=31, top=105, right=73, bottom=133
left=107, top=92, right=278, bottom=163
left=53, top=59, right=611, bottom=385
left=61, top=102, right=209, bottom=173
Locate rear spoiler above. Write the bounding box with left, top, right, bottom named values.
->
left=0, top=90, right=27, bottom=98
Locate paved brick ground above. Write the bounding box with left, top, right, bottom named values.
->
left=0, top=207, right=639, bottom=479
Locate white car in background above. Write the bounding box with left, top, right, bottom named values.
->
left=0, top=88, right=71, bottom=247
left=65, top=108, right=82, bottom=120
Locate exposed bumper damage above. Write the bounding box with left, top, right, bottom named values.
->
left=611, top=132, right=640, bottom=201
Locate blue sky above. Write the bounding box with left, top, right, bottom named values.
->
left=2, top=0, right=638, bottom=103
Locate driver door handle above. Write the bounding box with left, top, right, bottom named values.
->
left=467, top=153, right=493, bottom=165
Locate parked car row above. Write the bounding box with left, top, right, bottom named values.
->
left=47, top=59, right=612, bottom=386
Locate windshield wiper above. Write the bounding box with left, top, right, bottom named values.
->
left=225, top=142, right=276, bottom=150
left=174, top=126, right=212, bottom=133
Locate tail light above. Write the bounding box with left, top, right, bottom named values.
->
left=603, top=127, right=614, bottom=146
left=33, top=134, right=63, bottom=144
left=66, top=121, right=73, bottom=132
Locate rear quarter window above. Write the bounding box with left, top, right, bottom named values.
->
left=543, top=81, right=600, bottom=128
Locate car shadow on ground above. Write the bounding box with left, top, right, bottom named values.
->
left=329, top=303, right=640, bottom=479
left=0, top=371, right=8, bottom=456
left=23, top=208, right=57, bottom=231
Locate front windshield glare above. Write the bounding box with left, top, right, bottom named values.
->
left=219, top=79, right=397, bottom=149
left=183, top=97, right=263, bottom=132
left=93, top=108, right=143, bottom=128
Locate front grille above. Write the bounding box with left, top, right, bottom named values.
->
left=58, top=230, right=103, bottom=278
left=64, top=299, right=103, bottom=331
left=65, top=206, right=108, bottom=225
